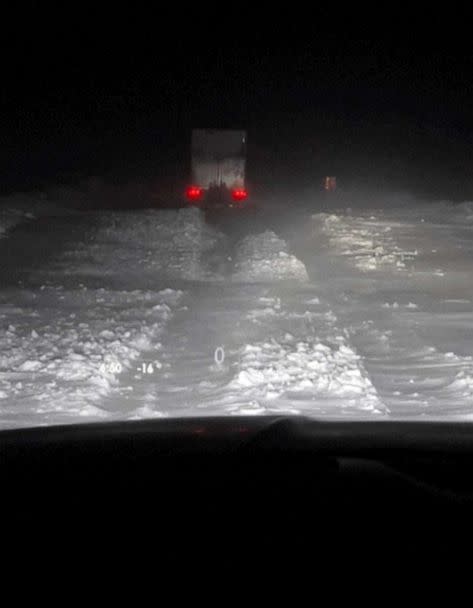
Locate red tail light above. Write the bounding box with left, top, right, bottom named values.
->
left=186, top=185, right=203, bottom=201
left=231, top=189, right=248, bottom=201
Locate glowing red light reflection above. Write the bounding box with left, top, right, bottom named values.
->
left=231, top=189, right=247, bottom=201
left=186, top=185, right=203, bottom=201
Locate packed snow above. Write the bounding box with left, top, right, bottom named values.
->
left=0, top=286, right=183, bottom=426
left=44, top=207, right=226, bottom=281
left=227, top=310, right=384, bottom=415
left=1, top=198, right=473, bottom=427
left=312, top=211, right=419, bottom=271
left=232, top=231, right=309, bottom=282
left=297, top=201, right=473, bottom=418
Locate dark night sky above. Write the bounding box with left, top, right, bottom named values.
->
left=2, top=6, right=473, bottom=197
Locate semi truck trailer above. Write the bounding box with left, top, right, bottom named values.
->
left=186, top=129, right=248, bottom=209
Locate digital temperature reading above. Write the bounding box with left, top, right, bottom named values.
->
left=138, top=362, right=156, bottom=375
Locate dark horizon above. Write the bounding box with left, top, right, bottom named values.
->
left=2, top=7, right=473, bottom=199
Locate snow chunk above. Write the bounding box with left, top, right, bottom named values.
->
left=128, top=404, right=169, bottom=420
left=228, top=336, right=384, bottom=413
left=233, top=231, right=309, bottom=283
left=18, top=360, right=42, bottom=372
left=99, top=330, right=115, bottom=339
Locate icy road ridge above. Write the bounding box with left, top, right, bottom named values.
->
left=225, top=293, right=385, bottom=416
left=105, top=286, right=385, bottom=419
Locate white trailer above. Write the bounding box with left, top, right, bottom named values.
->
left=186, top=129, right=248, bottom=208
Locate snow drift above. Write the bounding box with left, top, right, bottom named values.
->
left=49, top=207, right=226, bottom=281
left=232, top=231, right=309, bottom=282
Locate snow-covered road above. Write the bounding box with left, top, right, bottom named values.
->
left=1, top=198, right=473, bottom=428
left=292, top=203, right=473, bottom=419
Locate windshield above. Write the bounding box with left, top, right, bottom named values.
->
left=1, top=10, right=473, bottom=429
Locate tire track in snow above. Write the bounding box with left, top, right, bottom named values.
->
left=0, top=207, right=387, bottom=426
left=292, top=208, right=473, bottom=418
left=113, top=230, right=386, bottom=419
left=223, top=293, right=386, bottom=417
left=0, top=208, right=218, bottom=428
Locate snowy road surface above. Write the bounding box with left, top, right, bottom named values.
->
left=1, top=199, right=473, bottom=428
